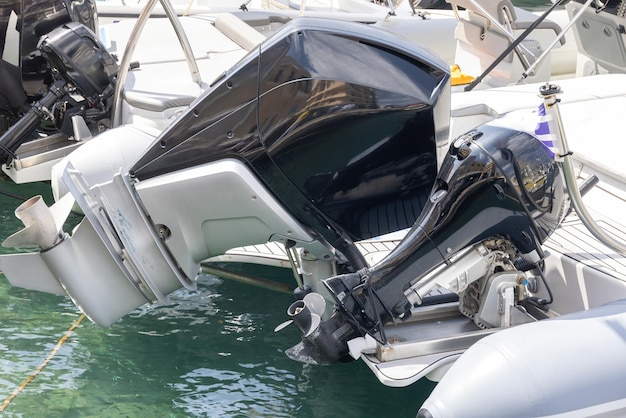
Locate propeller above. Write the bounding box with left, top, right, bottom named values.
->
left=274, top=292, right=326, bottom=335
left=3, top=193, right=75, bottom=250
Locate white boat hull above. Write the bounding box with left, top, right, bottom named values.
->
left=419, top=301, right=626, bottom=418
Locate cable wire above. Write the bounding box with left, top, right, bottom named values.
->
left=0, top=313, right=86, bottom=412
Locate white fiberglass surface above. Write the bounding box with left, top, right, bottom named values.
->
left=134, top=159, right=326, bottom=278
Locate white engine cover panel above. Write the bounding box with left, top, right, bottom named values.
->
left=135, top=158, right=317, bottom=279
left=41, top=219, right=150, bottom=327
left=51, top=124, right=159, bottom=202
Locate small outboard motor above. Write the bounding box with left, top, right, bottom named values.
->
left=0, top=0, right=99, bottom=132
left=287, top=123, right=569, bottom=364
left=0, top=20, right=117, bottom=163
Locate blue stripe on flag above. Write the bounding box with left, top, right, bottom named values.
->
left=535, top=121, right=550, bottom=136
left=537, top=102, right=546, bottom=117
left=534, top=103, right=556, bottom=158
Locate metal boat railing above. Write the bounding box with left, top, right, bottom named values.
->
left=111, top=0, right=202, bottom=127
left=541, top=83, right=626, bottom=256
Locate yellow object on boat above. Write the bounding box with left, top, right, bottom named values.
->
left=450, top=64, right=474, bottom=86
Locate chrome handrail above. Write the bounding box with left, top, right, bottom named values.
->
left=111, top=0, right=202, bottom=127
left=541, top=83, right=626, bottom=256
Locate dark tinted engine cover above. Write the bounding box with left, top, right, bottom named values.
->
left=131, top=17, right=450, bottom=241
left=258, top=22, right=449, bottom=239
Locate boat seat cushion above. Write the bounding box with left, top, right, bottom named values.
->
left=214, top=13, right=266, bottom=52
left=124, top=90, right=197, bottom=112
left=451, top=74, right=626, bottom=119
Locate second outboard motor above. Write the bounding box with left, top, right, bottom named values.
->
left=289, top=123, right=569, bottom=364
left=0, top=0, right=99, bottom=132
left=0, top=20, right=117, bottom=163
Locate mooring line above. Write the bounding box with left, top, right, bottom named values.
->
left=0, top=313, right=86, bottom=412
left=0, top=188, right=28, bottom=202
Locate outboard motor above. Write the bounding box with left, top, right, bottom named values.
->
left=0, top=17, right=452, bottom=327
left=0, top=0, right=99, bottom=133
left=0, top=20, right=117, bottom=163
left=288, top=123, right=569, bottom=364
left=127, top=16, right=452, bottom=277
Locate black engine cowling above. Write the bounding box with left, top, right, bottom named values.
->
left=129, top=17, right=451, bottom=270
left=0, top=19, right=117, bottom=163
left=38, top=21, right=118, bottom=101
left=0, top=0, right=99, bottom=130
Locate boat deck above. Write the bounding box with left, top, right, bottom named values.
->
left=204, top=235, right=402, bottom=268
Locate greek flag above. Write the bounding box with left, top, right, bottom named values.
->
left=534, top=103, right=562, bottom=160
